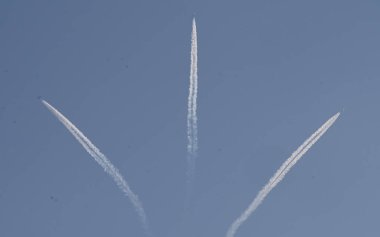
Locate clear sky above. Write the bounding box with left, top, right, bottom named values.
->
left=1, top=0, right=380, bottom=236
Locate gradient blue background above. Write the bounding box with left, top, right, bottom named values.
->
left=1, top=0, right=380, bottom=236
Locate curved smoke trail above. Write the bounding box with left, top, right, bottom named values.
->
left=42, top=100, right=152, bottom=236
left=226, top=112, right=340, bottom=237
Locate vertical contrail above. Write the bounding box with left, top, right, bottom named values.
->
left=186, top=18, right=198, bottom=193
left=226, top=112, right=340, bottom=237
left=42, top=100, right=152, bottom=236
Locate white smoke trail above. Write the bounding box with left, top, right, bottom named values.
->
left=186, top=18, right=198, bottom=187
left=226, top=112, right=340, bottom=237
left=42, top=100, right=152, bottom=236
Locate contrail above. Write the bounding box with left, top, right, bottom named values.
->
left=186, top=18, right=198, bottom=192
left=41, top=100, right=152, bottom=236
left=226, top=112, right=340, bottom=237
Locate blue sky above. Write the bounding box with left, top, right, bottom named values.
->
left=1, top=0, right=380, bottom=236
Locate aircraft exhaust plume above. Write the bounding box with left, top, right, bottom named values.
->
left=186, top=18, right=199, bottom=197
left=42, top=100, right=152, bottom=236
left=226, top=112, right=340, bottom=237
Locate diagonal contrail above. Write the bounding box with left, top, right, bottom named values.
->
left=226, top=112, right=340, bottom=237
left=186, top=18, right=198, bottom=194
left=42, top=100, right=152, bottom=236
